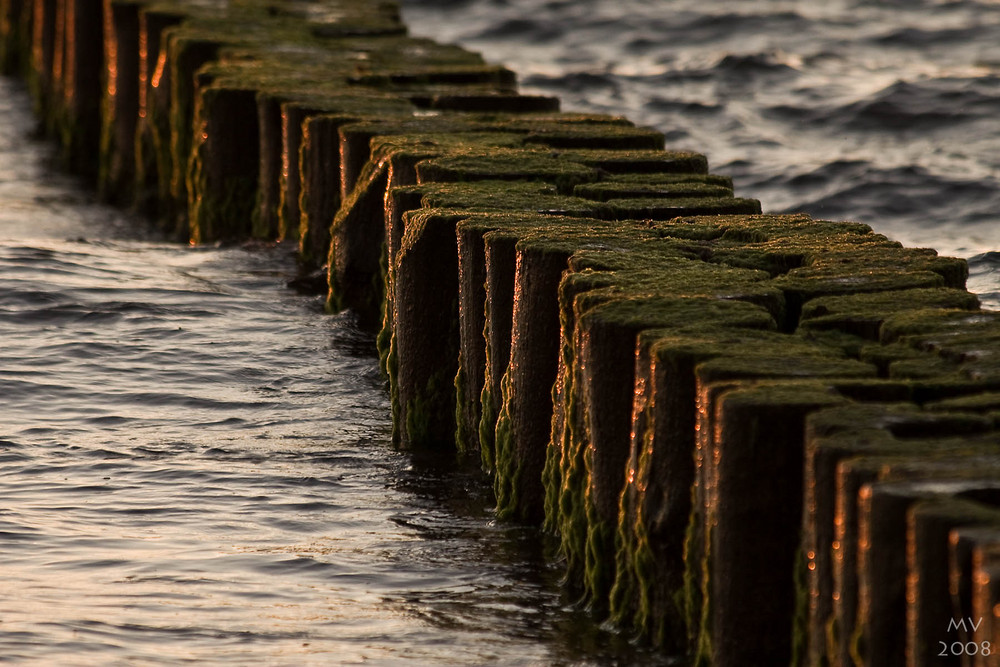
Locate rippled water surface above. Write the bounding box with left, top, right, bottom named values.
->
left=0, top=80, right=662, bottom=665
left=402, top=0, right=1000, bottom=306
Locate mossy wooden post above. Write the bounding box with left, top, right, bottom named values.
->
left=909, top=496, right=1000, bottom=666
left=688, top=354, right=875, bottom=663
left=802, top=404, right=905, bottom=667
left=382, top=154, right=451, bottom=271
left=299, top=114, right=357, bottom=267
left=187, top=84, right=259, bottom=244
left=855, top=479, right=1000, bottom=667
left=576, top=298, right=656, bottom=614
left=613, top=332, right=723, bottom=651
left=48, top=0, right=61, bottom=113
left=283, top=104, right=352, bottom=250
left=393, top=210, right=461, bottom=450
left=0, top=0, right=27, bottom=74
left=805, top=406, right=994, bottom=666
left=29, top=0, right=55, bottom=114
left=168, top=31, right=219, bottom=233
left=972, top=541, right=1000, bottom=662
left=950, top=526, right=1000, bottom=651
left=379, top=186, right=432, bottom=403
left=857, top=481, right=930, bottom=667
left=99, top=0, right=139, bottom=203
left=254, top=92, right=284, bottom=240
left=707, top=383, right=848, bottom=666
left=58, top=0, right=101, bottom=179
left=493, top=239, right=572, bottom=522
left=455, top=216, right=494, bottom=458
left=546, top=271, right=615, bottom=595
left=279, top=101, right=313, bottom=243
left=328, top=160, right=388, bottom=321
left=833, top=456, right=890, bottom=666
left=454, top=211, right=576, bottom=461
left=134, top=6, right=182, bottom=217
left=613, top=329, right=837, bottom=649
left=480, top=228, right=519, bottom=470
left=572, top=292, right=779, bottom=618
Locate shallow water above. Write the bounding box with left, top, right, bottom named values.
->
left=401, top=0, right=1000, bottom=306
left=0, top=78, right=666, bottom=665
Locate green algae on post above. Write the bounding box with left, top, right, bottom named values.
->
left=612, top=329, right=870, bottom=650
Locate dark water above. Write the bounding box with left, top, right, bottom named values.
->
left=401, top=0, right=1000, bottom=307
left=0, top=79, right=665, bottom=664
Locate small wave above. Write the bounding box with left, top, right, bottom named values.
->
left=472, top=17, right=565, bottom=41
left=777, top=161, right=1000, bottom=230
left=844, top=78, right=994, bottom=131
left=873, top=24, right=987, bottom=48
left=768, top=76, right=1000, bottom=133
left=668, top=10, right=810, bottom=45
left=713, top=52, right=799, bottom=76
left=970, top=251, right=1000, bottom=265
left=522, top=70, right=621, bottom=95
left=645, top=97, right=722, bottom=115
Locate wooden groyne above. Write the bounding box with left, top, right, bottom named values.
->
left=5, top=0, right=1000, bottom=664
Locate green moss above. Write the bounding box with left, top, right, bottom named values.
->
left=166, top=29, right=223, bottom=218
left=807, top=402, right=993, bottom=445
left=453, top=361, right=473, bottom=457
left=353, top=115, right=661, bottom=169
left=404, top=366, right=455, bottom=448
left=806, top=246, right=968, bottom=289
left=799, top=288, right=980, bottom=340
left=696, top=352, right=876, bottom=383
left=409, top=180, right=597, bottom=216
left=595, top=196, right=762, bottom=220
left=349, top=63, right=514, bottom=88
left=880, top=309, right=1000, bottom=344
left=385, top=314, right=401, bottom=447
left=680, top=213, right=871, bottom=240
left=574, top=180, right=733, bottom=201
left=604, top=171, right=733, bottom=188
left=370, top=130, right=526, bottom=160
left=188, top=173, right=257, bottom=243
left=493, top=370, right=519, bottom=519
left=497, top=112, right=634, bottom=126
left=690, top=506, right=715, bottom=667
left=479, top=381, right=497, bottom=473
left=520, top=124, right=665, bottom=150
left=584, top=500, right=617, bottom=615
left=926, top=392, right=1000, bottom=413
left=801, top=287, right=979, bottom=322
left=596, top=295, right=778, bottom=335
left=609, top=481, right=642, bottom=629
left=792, top=546, right=810, bottom=667
left=325, top=157, right=388, bottom=314
left=611, top=328, right=861, bottom=650
left=185, top=83, right=261, bottom=243
left=415, top=150, right=599, bottom=194
left=558, top=149, right=709, bottom=174
left=376, top=239, right=394, bottom=375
